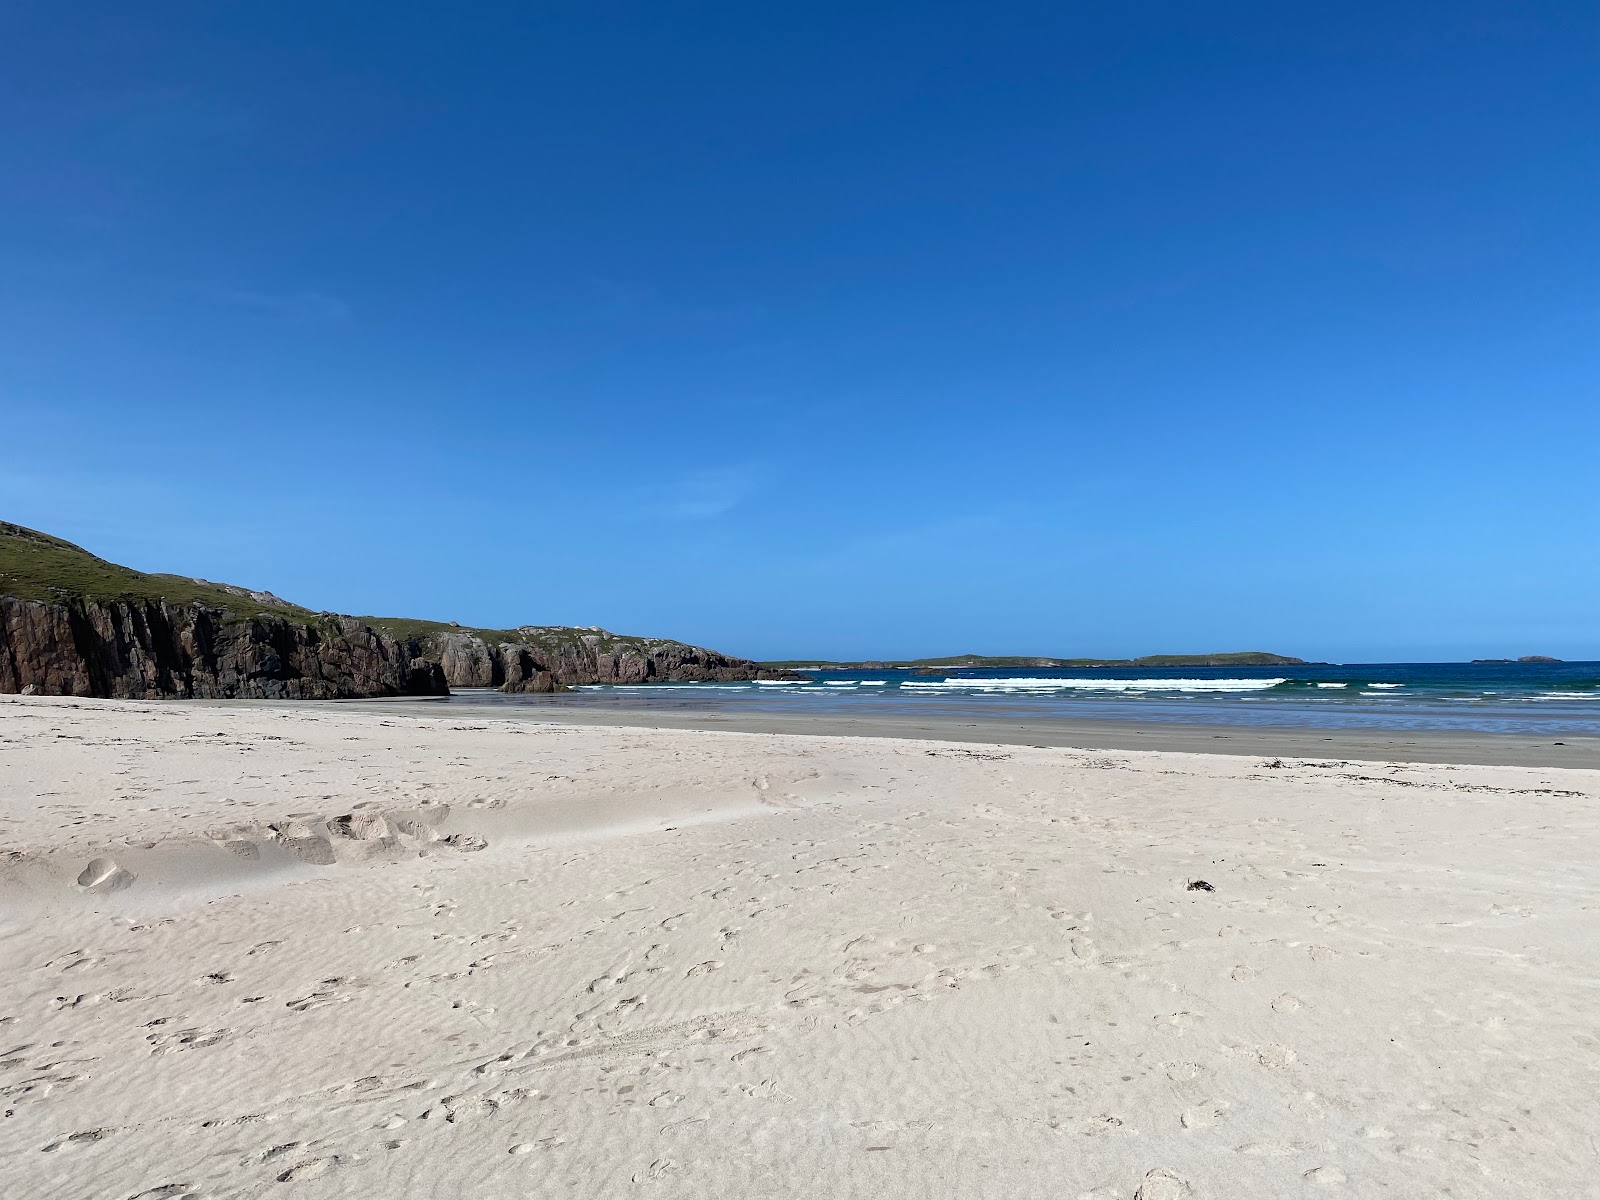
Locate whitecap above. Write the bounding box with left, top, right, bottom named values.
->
left=1367, top=682, right=1404, bottom=689
left=1315, top=683, right=1348, bottom=689
left=899, top=677, right=1287, bottom=693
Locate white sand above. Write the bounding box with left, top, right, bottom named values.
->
left=1, top=694, right=1597, bottom=1198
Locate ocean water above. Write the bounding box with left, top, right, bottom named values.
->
left=443, top=662, right=1600, bottom=737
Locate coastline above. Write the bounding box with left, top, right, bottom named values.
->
left=316, top=694, right=1600, bottom=769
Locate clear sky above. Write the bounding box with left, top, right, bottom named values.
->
left=2, top=2, right=1595, bottom=662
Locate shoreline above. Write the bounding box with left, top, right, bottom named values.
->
left=310, top=694, right=1600, bottom=769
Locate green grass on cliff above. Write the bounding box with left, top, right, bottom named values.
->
left=0, top=522, right=317, bottom=620
left=355, top=615, right=698, bottom=656
left=0, top=521, right=721, bottom=658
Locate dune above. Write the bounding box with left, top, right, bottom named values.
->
left=1, top=694, right=1596, bottom=1197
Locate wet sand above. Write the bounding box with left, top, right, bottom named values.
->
left=334, top=693, right=1600, bottom=770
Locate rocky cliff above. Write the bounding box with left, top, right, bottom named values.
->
left=426, top=627, right=794, bottom=690
left=0, top=521, right=785, bottom=700
left=0, top=596, right=446, bottom=700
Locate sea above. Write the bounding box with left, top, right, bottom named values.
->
left=442, top=661, right=1600, bottom=737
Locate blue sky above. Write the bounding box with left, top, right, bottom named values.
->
left=2, top=2, right=1595, bottom=662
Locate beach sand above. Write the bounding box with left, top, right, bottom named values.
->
left=2, top=693, right=1597, bottom=1198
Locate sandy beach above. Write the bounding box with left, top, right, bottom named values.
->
left=3, top=694, right=1598, bottom=1199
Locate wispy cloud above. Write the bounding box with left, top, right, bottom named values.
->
left=577, top=276, right=756, bottom=335
left=211, top=288, right=351, bottom=323
left=648, top=466, right=762, bottom=521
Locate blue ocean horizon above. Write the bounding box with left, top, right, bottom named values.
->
left=439, top=661, right=1600, bottom=738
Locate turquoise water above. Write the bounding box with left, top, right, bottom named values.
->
left=447, top=662, right=1600, bottom=736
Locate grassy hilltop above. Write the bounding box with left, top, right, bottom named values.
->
left=0, top=522, right=314, bottom=617
left=0, top=521, right=738, bottom=663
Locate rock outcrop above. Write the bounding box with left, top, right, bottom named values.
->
left=0, top=521, right=787, bottom=700
left=431, top=633, right=560, bottom=693
left=427, top=629, right=794, bottom=691
left=0, top=596, right=447, bottom=700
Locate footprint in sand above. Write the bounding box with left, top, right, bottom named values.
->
left=146, top=1026, right=229, bottom=1054
left=286, top=979, right=359, bottom=1012
left=49, top=951, right=101, bottom=971
left=1180, top=1104, right=1226, bottom=1129
left=631, top=1158, right=674, bottom=1183
left=42, top=1128, right=113, bottom=1152
left=1257, top=1044, right=1297, bottom=1068
left=1236, top=1140, right=1298, bottom=1157
left=1135, top=1168, right=1191, bottom=1200
left=277, top=1157, right=338, bottom=1183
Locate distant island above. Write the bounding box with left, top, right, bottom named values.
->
left=0, top=521, right=792, bottom=700
left=763, top=652, right=1307, bottom=670
left=1471, top=656, right=1563, bottom=664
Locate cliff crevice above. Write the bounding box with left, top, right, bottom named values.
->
left=0, top=596, right=447, bottom=700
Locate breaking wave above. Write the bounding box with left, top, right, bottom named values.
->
left=900, top=677, right=1287, bottom=693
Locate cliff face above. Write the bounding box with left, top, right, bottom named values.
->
left=0, top=521, right=786, bottom=700
left=428, top=629, right=792, bottom=691
left=0, top=596, right=447, bottom=700
left=432, top=633, right=559, bottom=694
left=0, top=597, right=788, bottom=700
